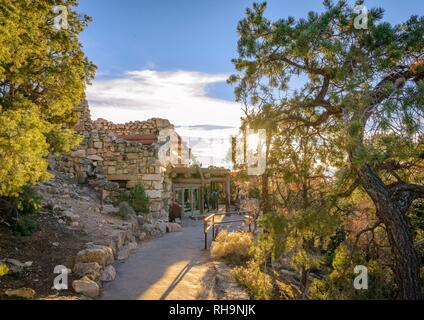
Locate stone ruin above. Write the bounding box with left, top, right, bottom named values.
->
left=57, top=100, right=192, bottom=220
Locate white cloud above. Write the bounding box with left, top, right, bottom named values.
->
left=178, top=126, right=238, bottom=168
left=86, top=69, right=243, bottom=127
left=86, top=69, right=244, bottom=168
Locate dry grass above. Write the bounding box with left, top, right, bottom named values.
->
left=232, top=261, right=274, bottom=300
left=232, top=261, right=298, bottom=300
left=210, top=231, right=253, bottom=265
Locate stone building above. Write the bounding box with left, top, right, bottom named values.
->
left=57, top=100, right=194, bottom=220
left=58, top=100, right=232, bottom=221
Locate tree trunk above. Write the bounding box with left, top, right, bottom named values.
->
left=357, top=164, right=422, bottom=300
left=261, top=130, right=272, bottom=214
left=300, top=266, right=309, bottom=299
left=261, top=173, right=271, bottom=213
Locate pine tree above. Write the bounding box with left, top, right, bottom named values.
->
left=229, top=1, right=424, bottom=299
left=0, top=0, right=96, bottom=197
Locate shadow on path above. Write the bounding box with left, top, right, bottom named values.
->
left=100, top=218, right=215, bottom=300
left=159, top=259, right=205, bottom=300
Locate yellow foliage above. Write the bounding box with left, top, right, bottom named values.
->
left=232, top=261, right=274, bottom=300
left=276, top=279, right=298, bottom=300
left=0, top=109, right=52, bottom=197
left=211, top=231, right=253, bottom=264
left=0, top=263, right=9, bottom=277
left=232, top=260, right=298, bottom=300
left=0, top=0, right=95, bottom=197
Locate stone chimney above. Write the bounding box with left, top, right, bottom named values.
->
left=74, top=100, right=93, bottom=133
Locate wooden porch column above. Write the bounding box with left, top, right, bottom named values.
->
left=190, top=188, right=194, bottom=216
left=179, top=189, right=184, bottom=218
left=199, top=167, right=205, bottom=215
left=225, top=175, right=231, bottom=212
left=206, top=185, right=210, bottom=212
left=200, top=186, right=205, bottom=214
left=180, top=190, right=184, bottom=206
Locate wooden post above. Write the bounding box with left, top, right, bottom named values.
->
left=204, top=218, right=208, bottom=250
left=225, top=175, right=231, bottom=213
left=200, top=186, right=205, bottom=215
left=205, top=186, right=209, bottom=212
left=212, top=215, right=215, bottom=240
left=190, top=188, right=194, bottom=216
left=180, top=189, right=184, bottom=214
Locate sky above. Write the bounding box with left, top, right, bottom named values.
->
left=77, top=0, right=424, bottom=167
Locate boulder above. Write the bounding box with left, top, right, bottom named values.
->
left=63, top=210, right=80, bottom=222
left=136, top=215, right=145, bottom=225
left=141, top=223, right=158, bottom=237
left=137, top=232, right=147, bottom=241
left=117, top=247, right=130, bottom=261
left=143, top=213, right=154, bottom=224
left=53, top=205, right=64, bottom=214
left=127, top=241, right=138, bottom=251
left=73, top=262, right=102, bottom=281
left=128, top=215, right=139, bottom=230
left=154, top=222, right=167, bottom=234
left=5, top=288, right=36, bottom=299
left=117, top=202, right=136, bottom=220
left=75, top=246, right=114, bottom=267
left=100, top=265, right=116, bottom=282
left=112, top=230, right=127, bottom=252
left=166, top=223, right=183, bottom=233
left=102, top=204, right=119, bottom=215
left=72, top=277, right=100, bottom=298
left=117, top=242, right=137, bottom=261
left=93, top=239, right=118, bottom=257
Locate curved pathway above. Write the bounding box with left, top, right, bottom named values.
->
left=100, top=219, right=216, bottom=300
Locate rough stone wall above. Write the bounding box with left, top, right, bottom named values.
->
left=57, top=101, right=173, bottom=220
left=93, top=118, right=192, bottom=166
left=93, top=118, right=174, bottom=136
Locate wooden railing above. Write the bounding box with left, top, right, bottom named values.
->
left=203, top=211, right=254, bottom=250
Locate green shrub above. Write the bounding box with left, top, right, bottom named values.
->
left=308, top=245, right=397, bottom=300
left=14, top=217, right=39, bottom=236
left=0, top=185, right=41, bottom=218
left=232, top=259, right=298, bottom=300
left=118, top=183, right=150, bottom=213
left=211, top=231, right=253, bottom=265
left=130, top=183, right=150, bottom=213
left=232, top=260, right=274, bottom=300
left=17, top=185, right=42, bottom=215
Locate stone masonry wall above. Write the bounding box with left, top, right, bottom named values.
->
left=57, top=101, right=173, bottom=220
left=94, top=118, right=174, bottom=136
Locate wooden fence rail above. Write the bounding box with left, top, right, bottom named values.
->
left=203, top=211, right=254, bottom=250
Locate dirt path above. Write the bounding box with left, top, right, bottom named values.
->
left=100, top=218, right=216, bottom=300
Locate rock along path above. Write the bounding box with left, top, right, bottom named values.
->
left=100, top=218, right=217, bottom=300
